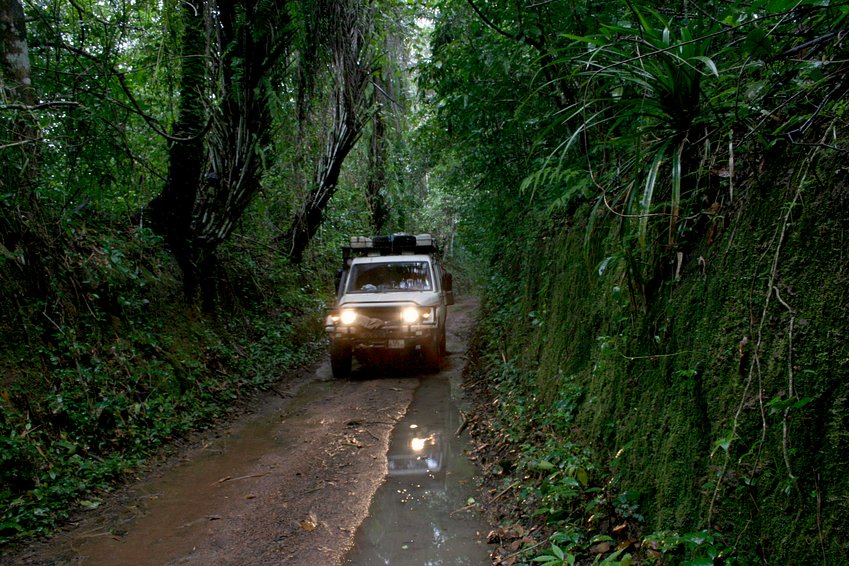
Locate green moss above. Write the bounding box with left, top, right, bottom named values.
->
left=476, top=151, right=849, bottom=562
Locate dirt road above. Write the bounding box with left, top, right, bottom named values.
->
left=5, top=298, right=486, bottom=566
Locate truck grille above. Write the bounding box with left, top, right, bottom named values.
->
left=354, top=306, right=403, bottom=325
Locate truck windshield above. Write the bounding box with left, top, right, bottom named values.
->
left=347, top=261, right=433, bottom=293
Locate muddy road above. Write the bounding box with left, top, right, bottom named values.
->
left=6, top=298, right=491, bottom=566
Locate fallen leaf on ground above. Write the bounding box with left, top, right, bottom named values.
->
left=487, top=523, right=525, bottom=543
left=300, top=512, right=318, bottom=531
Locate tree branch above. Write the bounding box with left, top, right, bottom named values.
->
left=0, top=101, right=81, bottom=111
left=464, top=0, right=517, bottom=41
left=45, top=41, right=207, bottom=143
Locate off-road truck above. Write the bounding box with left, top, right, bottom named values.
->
left=325, top=234, right=454, bottom=378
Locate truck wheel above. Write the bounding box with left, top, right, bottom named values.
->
left=330, top=343, right=352, bottom=378
left=438, top=325, right=447, bottom=357
left=422, top=334, right=442, bottom=371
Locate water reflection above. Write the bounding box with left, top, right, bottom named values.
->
left=345, top=374, right=490, bottom=566
left=389, top=424, right=442, bottom=476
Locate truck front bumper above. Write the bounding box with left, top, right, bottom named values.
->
left=325, top=324, right=437, bottom=351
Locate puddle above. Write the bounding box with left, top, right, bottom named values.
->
left=344, top=373, right=491, bottom=565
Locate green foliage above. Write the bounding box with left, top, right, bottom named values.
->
left=0, top=216, right=327, bottom=544
left=476, top=353, right=649, bottom=565
left=22, top=0, right=174, bottom=214
left=547, top=6, right=730, bottom=284
left=492, top=0, right=849, bottom=295
left=642, top=529, right=734, bottom=565
left=532, top=534, right=634, bottom=566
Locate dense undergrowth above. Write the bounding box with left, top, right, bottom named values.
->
left=465, top=145, right=849, bottom=565
left=0, top=219, right=329, bottom=545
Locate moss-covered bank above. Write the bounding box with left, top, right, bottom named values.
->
left=472, top=147, right=849, bottom=562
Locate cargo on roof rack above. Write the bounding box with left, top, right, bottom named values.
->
left=342, top=233, right=438, bottom=262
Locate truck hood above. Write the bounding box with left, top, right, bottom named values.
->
left=338, top=291, right=441, bottom=308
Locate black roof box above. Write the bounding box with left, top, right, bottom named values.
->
left=372, top=234, right=417, bottom=250
left=342, top=233, right=438, bottom=262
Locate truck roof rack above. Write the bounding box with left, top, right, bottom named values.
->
left=343, top=233, right=438, bottom=262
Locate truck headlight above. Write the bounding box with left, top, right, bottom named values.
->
left=401, top=307, right=420, bottom=323
left=340, top=310, right=358, bottom=325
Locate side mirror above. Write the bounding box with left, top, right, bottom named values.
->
left=442, top=272, right=455, bottom=306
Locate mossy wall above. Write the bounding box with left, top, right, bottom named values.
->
left=490, top=150, right=849, bottom=561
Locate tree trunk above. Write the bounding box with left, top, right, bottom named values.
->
left=366, top=105, right=389, bottom=233
left=0, top=0, right=44, bottom=294
left=187, top=0, right=285, bottom=308
left=283, top=82, right=364, bottom=263
left=0, top=0, right=32, bottom=104
left=146, top=0, right=207, bottom=298
left=282, top=0, right=372, bottom=263
left=1, top=0, right=33, bottom=243
left=145, top=0, right=293, bottom=309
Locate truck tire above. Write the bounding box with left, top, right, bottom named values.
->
left=330, top=343, right=352, bottom=378
left=438, top=324, right=447, bottom=357
left=422, top=334, right=442, bottom=371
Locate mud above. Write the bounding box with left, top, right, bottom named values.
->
left=4, top=298, right=488, bottom=566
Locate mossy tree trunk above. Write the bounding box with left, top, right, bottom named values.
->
left=1, top=0, right=35, bottom=232
left=146, top=0, right=293, bottom=308
left=146, top=0, right=207, bottom=301
left=0, top=0, right=48, bottom=297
